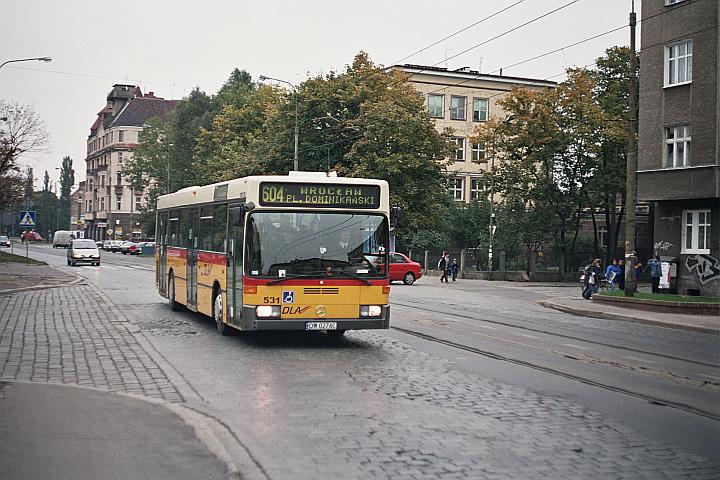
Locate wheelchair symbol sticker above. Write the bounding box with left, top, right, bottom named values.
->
left=282, top=291, right=295, bottom=303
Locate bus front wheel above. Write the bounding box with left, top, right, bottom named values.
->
left=214, top=290, right=231, bottom=336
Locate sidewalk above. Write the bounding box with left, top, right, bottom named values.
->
left=0, top=259, right=241, bottom=480
left=539, top=295, right=720, bottom=334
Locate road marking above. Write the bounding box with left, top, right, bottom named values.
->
left=561, top=343, right=589, bottom=350
left=516, top=333, right=539, bottom=339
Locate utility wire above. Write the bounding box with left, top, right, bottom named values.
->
left=392, top=0, right=526, bottom=65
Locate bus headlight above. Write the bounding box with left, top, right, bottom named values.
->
left=256, top=305, right=281, bottom=318
left=360, top=305, right=382, bottom=317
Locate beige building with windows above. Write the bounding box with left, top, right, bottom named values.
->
left=83, top=85, right=177, bottom=241
left=390, top=64, right=555, bottom=202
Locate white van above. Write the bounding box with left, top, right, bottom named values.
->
left=52, top=230, right=74, bottom=248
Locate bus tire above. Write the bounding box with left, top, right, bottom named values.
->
left=213, top=288, right=231, bottom=336
left=168, top=273, right=180, bottom=311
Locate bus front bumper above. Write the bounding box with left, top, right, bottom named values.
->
left=237, top=306, right=390, bottom=331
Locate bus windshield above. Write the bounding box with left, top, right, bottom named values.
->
left=245, top=211, right=388, bottom=278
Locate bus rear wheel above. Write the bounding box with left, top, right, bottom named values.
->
left=214, top=290, right=231, bottom=336
left=168, top=274, right=180, bottom=311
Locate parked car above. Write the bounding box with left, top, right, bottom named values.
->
left=53, top=230, right=74, bottom=248
left=95, top=240, right=104, bottom=248
left=109, top=240, right=123, bottom=252
left=102, top=240, right=112, bottom=251
left=0, top=235, right=10, bottom=247
left=119, top=241, right=140, bottom=255
left=389, top=252, right=423, bottom=285
left=67, top=239, right=101, bottom=266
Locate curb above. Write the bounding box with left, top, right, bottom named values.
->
left=538, top=299, right=718, bottom=335
left=0, top=263, right=86, bottom=295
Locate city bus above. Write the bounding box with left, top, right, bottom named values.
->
left=155, top=171, right=392, bottom=336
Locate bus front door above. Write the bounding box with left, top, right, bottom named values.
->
left=227, top=206, right=243, bottom=325
left=158, top=212, right=168, bottom=295
left=187, top=208, right=199, bottom=310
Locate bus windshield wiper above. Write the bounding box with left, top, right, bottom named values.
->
left=267, top=273, right=326, bottom=285
left=328, top=270, right=372, bottom=285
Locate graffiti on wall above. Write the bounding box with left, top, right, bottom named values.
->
left=685, top=254, right=720, bottom=285
left=653, top=241, right=673, bottom=252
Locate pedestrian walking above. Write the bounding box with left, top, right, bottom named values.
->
left=582, top=258, right=603, bottom=299
left=605, top=259, right=621, bottom=291
left=450, top=258, right=459, bottom=281
left=617, top=259, right=625, bottom=290
left=634, top=258, right=643, bottom=284
left=648, top=255, right=662, bottom=294
left=438, top=251, right=450, bottom=283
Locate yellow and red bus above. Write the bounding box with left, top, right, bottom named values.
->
left=155, top=172, right=392, bottom=336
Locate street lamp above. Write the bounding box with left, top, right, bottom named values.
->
left=487, top=114, right=515, bottom=272
left=259, top=74, right=299, bottom=171
left=0, top=57, right=52, bottom=70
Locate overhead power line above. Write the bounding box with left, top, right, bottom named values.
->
left=392, top=0, right=526, bottom=65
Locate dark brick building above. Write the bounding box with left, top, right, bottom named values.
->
left=637, top=0, right=719, bottom=296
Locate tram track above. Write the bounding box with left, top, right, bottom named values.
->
left=391, top=325, right=720, bottom=421
left=393, top=299, right=717, bottom=369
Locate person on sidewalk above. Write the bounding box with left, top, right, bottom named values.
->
left=582, top=259, right=602, bottom=299
left=617, top=259, right=626, bottom=290
left=648, top=255, right=662, bottom=294
left=450, top=258, right=459, bottom=282
left=438, top=251, right=450, bottom=283
left=634, top=258, right=643, bottom=284
left=605, top=259, right=621, bottom=291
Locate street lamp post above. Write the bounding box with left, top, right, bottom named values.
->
left=259, top=75, right=299, bottom=171
left=0, top=57, right=52, bottom=70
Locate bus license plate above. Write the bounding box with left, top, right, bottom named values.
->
left=306, top=322, right=337, bottom=331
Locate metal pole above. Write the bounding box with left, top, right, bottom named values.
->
left=293, top=91, right=299, bottom=171
left=488, top=153, right=494, bottom=272
left=624, top=3, right=638, bottom=297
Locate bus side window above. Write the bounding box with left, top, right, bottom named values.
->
left=212, top=204, right=227, bottom=252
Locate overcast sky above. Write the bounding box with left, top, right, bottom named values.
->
left=1, top=0, right=637, bottom=190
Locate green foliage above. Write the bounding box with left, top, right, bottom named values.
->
left=59, top=156, right=74, bottom=229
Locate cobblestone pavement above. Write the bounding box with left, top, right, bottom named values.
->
left=2, top=280, right=718, bottom=479
left=0, top=285, right=182, bottom=402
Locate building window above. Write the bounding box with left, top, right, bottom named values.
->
left=428, top=94, right=444, bottom=118
left=450, top=96, right=466, bottom=120
left=665, top=125, right=690, bottom=167
left=116, top=196, right=122, bottom=210
left=116, top=172, right=122, bottom=185
left=682, top=210, right=710, bottom=254
left=118, top=130, right=124, bottom=142
left=118, top=152, right=123, bottom=164
left=450, top=178, right=464, bottom=201
left=453, top=137, right=465, bottom=161
left=598, top=225, right=608, bottom=249
left=470, top=178, right=484, bottom=200
left=100, top=176, right=105, bottom=187
left=471, top=142, right=486, bottom=161
left=665, top=40, right=692, bottom=86
left=100, top=197, right=105, bottom=211
left=87, top=200, right=92, bottom=212
left=472, top=98, right=488, bottom=122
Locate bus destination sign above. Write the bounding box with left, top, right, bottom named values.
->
left=259, top=182, right=381, bottom=209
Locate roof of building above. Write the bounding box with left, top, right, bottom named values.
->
left=390, top=64, right=557, bottom=88
left=109, top=97, right=179, bottom=128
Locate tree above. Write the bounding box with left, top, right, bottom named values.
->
left=475, top=69, right=606, bottom=272
left=586, top=46, right=638, bottom=264
left=0, top=170, right=25, bottom=210
left=59, top=156, right=75, bottom=229
left=0, top=101, right=48, bottom=176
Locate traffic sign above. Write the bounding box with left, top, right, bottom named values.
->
left=19, top=211, right=36, bottom=227
left=107, top=228, right=114, bottom=236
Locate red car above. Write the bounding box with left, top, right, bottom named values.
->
left=21, top=231, right=43, bottom=242
left=389, top=252, right=423, bottom=285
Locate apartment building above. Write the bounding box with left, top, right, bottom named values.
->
left=390, top=64, right=556, bottom=202
left=69, top=181, right=85, bottom=237
left=83, top=85, right=177, bottom=241
left=637, top=0, right=719, bottom=296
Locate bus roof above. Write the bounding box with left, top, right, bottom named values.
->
left=156, top=172, right=390, bottom=212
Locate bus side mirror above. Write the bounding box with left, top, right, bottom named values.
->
left=391, top=206, right=404, bottom=228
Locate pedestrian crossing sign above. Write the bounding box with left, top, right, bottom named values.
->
left=19, top=211, right=36, bottom=227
